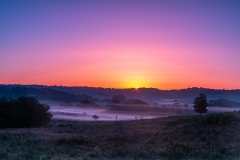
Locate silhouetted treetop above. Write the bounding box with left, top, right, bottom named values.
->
left=0, top=96, right=52, bottom=128
left=193, top=93, right=208, bottom=115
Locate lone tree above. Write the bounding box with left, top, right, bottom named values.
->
left=193, top=93, right=208, bottom=115
left=92, top=115, right=99, bottom=120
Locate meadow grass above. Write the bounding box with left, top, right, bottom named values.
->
left=0, top=111, right=240, bottom=159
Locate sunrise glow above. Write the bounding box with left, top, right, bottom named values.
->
left=1, top=0, right=240, bottom=89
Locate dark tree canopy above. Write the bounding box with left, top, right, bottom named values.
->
left=92, top=115, right=99, bottom=120
left=0, top=96, right=52, bottom=128
left=193, top=93, right=208, bottom=115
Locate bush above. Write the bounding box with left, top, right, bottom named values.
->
left=0, top=96, right=52, bottom=128
left=92, top=115, right=99, bottom=120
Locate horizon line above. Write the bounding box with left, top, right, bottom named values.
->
left=0, top=83, right=239, bottom=91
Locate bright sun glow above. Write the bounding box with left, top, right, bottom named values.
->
left=120, top=75, right=150, bottom=89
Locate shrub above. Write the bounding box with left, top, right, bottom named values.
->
left=92, top=115, right=99, bottom=120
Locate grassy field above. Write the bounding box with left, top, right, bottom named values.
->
left=0, top=111, right=240, bottom=160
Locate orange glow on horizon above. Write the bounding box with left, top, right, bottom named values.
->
left=1, top=1, right=240, bottom=90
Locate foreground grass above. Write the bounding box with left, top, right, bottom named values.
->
left=0, top=111, right=240, bottom=160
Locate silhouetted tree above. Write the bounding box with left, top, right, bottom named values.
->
left=193, top=93, right=208, bottom=115
left=92, top=115, right=99, bottom=120
left=0, top=96, right=52, bottom=128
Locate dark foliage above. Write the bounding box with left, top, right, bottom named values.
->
left=81, top=99, right=90, bottom=104
left=193, top=93, right=208, bottom=115
left=209, top=98, right=240, bottom=107
left=123, top=99, right=149, bottom=105
left=0, top=96, right=52, bottom=128
left=112, top=100, right=120, bottom=104
left=92, top=115, right=99, bottom=120
left=133, top=99, right=149, bottom=105
left=112, top=95, right=127, bottom=103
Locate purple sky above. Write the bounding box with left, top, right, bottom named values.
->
left=1, top=0, right=240, bottom=89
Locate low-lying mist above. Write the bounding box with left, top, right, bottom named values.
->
left=49, top=100, right=240, bottom=121
left=1, top=85, right=239, bottom=121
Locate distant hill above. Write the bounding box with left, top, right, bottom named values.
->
left=0, top=85, right=95, bottom=103
left=0, top=84, right=239, bottom=104
left=209, top=99, right=240, bottom=108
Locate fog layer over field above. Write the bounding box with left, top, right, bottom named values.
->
left=49, top=99, right=240, bottom=121
left=1, top=85, right=239, bottom=121
left=51, top=106, right=150, bottom=121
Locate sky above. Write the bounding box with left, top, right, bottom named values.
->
left=0, top=0, right=240, bottom=89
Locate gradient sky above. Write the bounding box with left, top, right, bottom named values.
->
left=1, top=0, right=240, bottom=89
